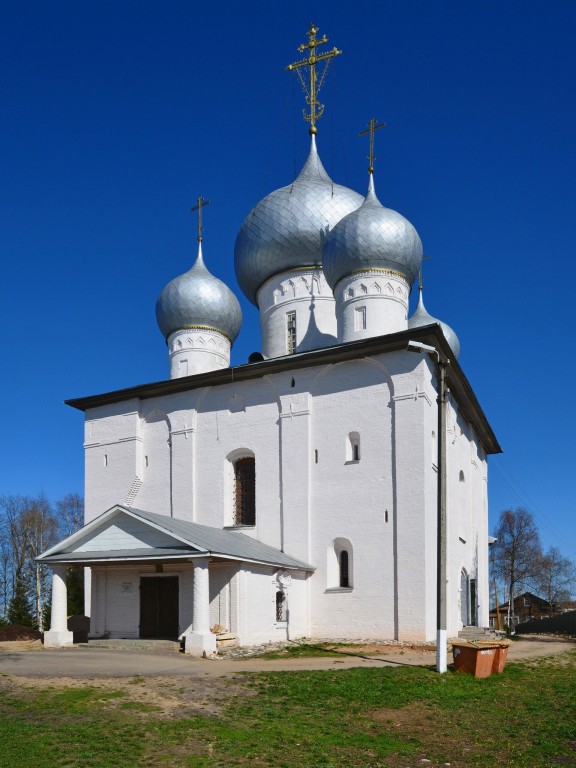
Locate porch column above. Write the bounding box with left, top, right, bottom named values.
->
left=185, top=558, right=216, bottom=656
left=44, top=565, right=74, bottom=647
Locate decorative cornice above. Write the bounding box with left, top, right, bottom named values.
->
left=170, top=325, right=232, bottom=343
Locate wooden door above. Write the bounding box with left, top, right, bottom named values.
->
left=140, top=576, right=179, bottom=639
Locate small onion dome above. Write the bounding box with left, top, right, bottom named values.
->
left=234, top=136, right=363, bottom=305
left=156, top=244, right=242, bottom=342
left=408, top=287, right=461, bottom=359
left=323, top=174, right=423, bottom=290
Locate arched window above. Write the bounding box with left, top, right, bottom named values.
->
left=459, top=470, right=465, bottom=483
left=347, top=432, right=360, bottom=462
left=327, top=538, right=353, bottom=590
left=339, top=550, right=350, bottom=588
left=233, top=457, right=255, bottom=526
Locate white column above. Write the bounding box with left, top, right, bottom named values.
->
left=185, top=558, right=216, bottom=656
left=44, top=565, right=74, bottom=647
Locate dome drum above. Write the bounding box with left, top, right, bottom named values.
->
left=336, top=270, right=409, bottom=343
left=168, top=327, right=231, bottom=378
left=258, top=267, right=338, bottom=359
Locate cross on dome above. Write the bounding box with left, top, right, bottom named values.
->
left=190, top=196, right=211, bottom=243
left=286, top=23, right=341, bottom=135
left=359, top=118, right=386, bottom=174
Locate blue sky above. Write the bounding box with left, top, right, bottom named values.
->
left=1, top=1, right=575, bottom=560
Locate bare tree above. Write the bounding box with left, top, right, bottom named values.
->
left=56, top=493, right=84, bottom=538
left=537, top=547, right=576, bottom=610
left=21, top=496, right=59, bottom=632
left=0, top=495, right=59, bottom=630
left=492, top=508, right=542, bottom=627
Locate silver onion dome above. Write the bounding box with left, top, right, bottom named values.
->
left=156, top=244, right=242, bottom=342
left=322, top=174, right=423, bottom=290
left=234, top=136, right=363, bottom=305
left=408, top=287, right=461, bottom=359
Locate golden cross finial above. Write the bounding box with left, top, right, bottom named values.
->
left=190, top=196, right=210, bottom=242
left=359, top=118, right=386, bottom=174
left=286, top=23, right=341, bottom=135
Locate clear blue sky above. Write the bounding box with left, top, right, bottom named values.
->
left=2, top=1, right=575, bottom=560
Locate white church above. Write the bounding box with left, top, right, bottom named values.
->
left=39, top=25, right=500, bottom=656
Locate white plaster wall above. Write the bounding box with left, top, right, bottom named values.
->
left=335, top=271, right=409, bottom=343
left=89, top=564, right=193, bottom=639
left=83, top=349, right=492, bottom=645
left=257, top=269, right=337, bottom=358
left=85, top=402, right=141, bottom=522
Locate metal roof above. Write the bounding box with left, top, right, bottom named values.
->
left=37, top=505, right=314, bottom=571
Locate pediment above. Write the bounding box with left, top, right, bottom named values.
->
left=70, top=511, right=183, bottom=553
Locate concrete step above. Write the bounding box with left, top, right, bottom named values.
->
left=78, top=639, right=181, bottom=653
left=458, top=626, right=505, bottom=640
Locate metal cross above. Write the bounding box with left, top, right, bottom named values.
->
left=418, top=256, right=432, bottom=290
left=359, top=118, right=386, bottom=174
left=286, top=23, right=341, bottom=135
left=190, top=196, right=210, bottom=242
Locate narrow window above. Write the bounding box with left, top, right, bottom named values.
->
left=459, top=470, right=465, bottom=483
left=104, top=454, right=108, bottom=467
left=233, top=457, right=256, bottom=526
left=347, top=432, right=361, bottom=462
left=339, top=551, right=350, bottom=588
left=275, top=591, right=286, bottom=621
left=314, top=449, right=319, bottom=464
left=287, top=311, right=297, bottom=354
left=354, top=306, right=366, bottom=331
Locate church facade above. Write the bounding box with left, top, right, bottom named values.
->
left=39, top=26, right=500, bottom=655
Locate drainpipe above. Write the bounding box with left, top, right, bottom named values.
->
left=407, top=340, right=449, bottom=674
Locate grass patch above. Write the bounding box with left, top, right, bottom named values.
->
left=1, top=652, right=575, bottom=767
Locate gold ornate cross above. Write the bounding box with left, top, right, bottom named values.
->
left=359, top=118, right=386, bottom=174
left=286, top=23, right=341, bottom=135
left=190, top=196, right=210, bottom=242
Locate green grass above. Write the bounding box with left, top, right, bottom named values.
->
left=1, top=652, right=576, bottom=767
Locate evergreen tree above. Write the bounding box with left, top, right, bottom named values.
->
left=8, top=578, right=34, bottom=627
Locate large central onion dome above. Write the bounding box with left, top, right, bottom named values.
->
left=234, top=136, right=363, bottom=305
left=156, top=244, right=242, bottom=342
left=323, top=175, right=423, bottom=290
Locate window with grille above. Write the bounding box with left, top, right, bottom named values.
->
left=233, top=457, right=256, bottom=526
left=287, top=311, right=297, bottom=354
left=276, top=591, right=286, bottom=621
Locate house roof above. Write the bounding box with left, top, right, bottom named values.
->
left=37, top=505, right=314, bottom=571
left=65, top=325, right=501, bottom=455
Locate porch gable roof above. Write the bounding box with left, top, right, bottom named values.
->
left=37, top=505, right=314, bottom=571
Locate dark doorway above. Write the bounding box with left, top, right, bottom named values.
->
left=140, top=576, right=179, bottom=639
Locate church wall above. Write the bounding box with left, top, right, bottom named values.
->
left=235, top=566, right=292, bottom=645
left=85, top=402, right=141, bottom=522
left=444, top=401, right=490, bottom=634
left=392, top=355, right=438, bottom=641
left=81, top=349, right=492, bottom=645
left=306, top=358, right=397, bottom=639
left=193, top=380, right=282, bottom=548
